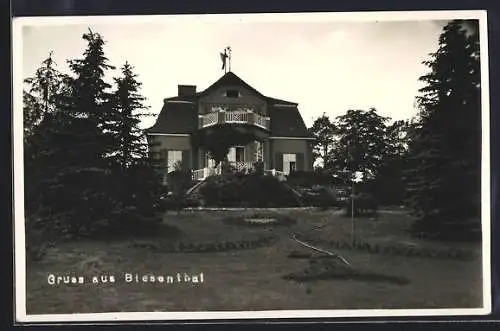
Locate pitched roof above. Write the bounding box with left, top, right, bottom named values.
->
left=145, top=101, right=198, bottom=134
left=198, top=72, right=298, bottom=106
left=197, top=71, right=263, bottom=98
left=146, top=71, right=310, bottom=137
left=268, top=105, right=314, bottom=138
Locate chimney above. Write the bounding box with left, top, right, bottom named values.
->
left=178, top=85, right=197, bottom=97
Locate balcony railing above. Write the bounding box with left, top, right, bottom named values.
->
left=202, top=112, right=218, bottom=127
left=199, top=109, right=270, bottom=131
left=192, top=164, right=288, bottom=182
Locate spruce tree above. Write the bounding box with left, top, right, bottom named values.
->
left=107, top=62, right=164, bottom=231
left=51, top=29, right=117, bottom=235
left=110, top=62, right=150, bottom=168
left=406, top=20, right=481, bottom=240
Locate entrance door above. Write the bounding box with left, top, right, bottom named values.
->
left=235, top=146, right=245, bottom=162
left=228, top=146, right=245, bottom=162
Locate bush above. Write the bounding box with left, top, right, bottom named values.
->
left=286, top=170, right=336, bottom=187
left=299, top=186, right=340, bottom=209
left=199, top=172, right=302, bottom=207
left=344, top=193, right=378, bottom=217
left=410, top=217, right=482, bottom=242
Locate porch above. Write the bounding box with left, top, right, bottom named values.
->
left=192, top=162, right=288, bottom=182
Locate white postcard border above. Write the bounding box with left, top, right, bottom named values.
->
left=12, top=10, right=491, bottom=323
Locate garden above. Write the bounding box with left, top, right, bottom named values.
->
left=26, top=206, right=483, bottom=314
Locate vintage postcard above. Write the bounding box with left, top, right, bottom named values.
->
left=12, top=10, right=491, bottom=323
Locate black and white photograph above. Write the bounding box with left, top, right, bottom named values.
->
left=13, top=11, right=491, bottom=322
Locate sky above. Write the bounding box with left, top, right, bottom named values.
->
left=19, top=13, right=450, bottom=129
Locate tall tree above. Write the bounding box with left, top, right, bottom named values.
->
left=308, top=113, right=337, bottom=167
left=110, top=62, right=150, bottom=168
left=23, top=53, right=75, bottom=258
left=46, top=29, right=117, bottom=235
left=23, top=53, right=71, bottom=213
left=64, top=28, right=116, bottom=168
left=405, top=20, right=481, bottom=240
left=107, top=62, right=165, bottom=229
left=372, top=119, right=411, bottom=205
left=329, top=108, right=390, bottom=184
left=23, top=52, right=69, bottom=141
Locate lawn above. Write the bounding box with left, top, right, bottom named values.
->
left=25, top=209, right=484, bottom=314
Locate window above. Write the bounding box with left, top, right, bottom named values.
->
left=225, top=89, right=240, bottom=98
left=283, top=153, right=296, bottom=174
left=167, top=150, right=183, bottom=173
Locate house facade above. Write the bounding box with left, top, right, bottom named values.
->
left=146, top=71, right=315, bottom=182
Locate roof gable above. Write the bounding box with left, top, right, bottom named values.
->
left=146, top=72, right=311, bottom=137
left=197, top=72, right=264, bottom=98
left=198, top=72, right=297, bottom=106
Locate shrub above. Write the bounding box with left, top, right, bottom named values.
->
left=344, top=193, right=378, bottom=217
left=199, top=172, right=302, bottom=207
left=286, top=170, right=336, bottom=187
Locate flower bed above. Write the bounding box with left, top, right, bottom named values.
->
left=131, top=234, right=279, bottom=253
left=295, top=235, right=478, bottom=261
left=283, top=259, right=409, bottom=285
left=222, top=213, right=297, bottom=227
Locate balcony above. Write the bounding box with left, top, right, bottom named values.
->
left=199, top=107, right=270, bottom=131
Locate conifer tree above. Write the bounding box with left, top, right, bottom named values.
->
left=405, top=20, right=481, bottom=240
left=23, top=53, right=74, bottom=256
left=107, top=62, right=164, bottom=230
left=49, top=29, right=116, bottom=235
left=23, top=53, right=70, bottom=214
left=110, top=62, right=150, bottom=168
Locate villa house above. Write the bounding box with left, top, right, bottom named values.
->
left=146, top=71, right=315, bottom=182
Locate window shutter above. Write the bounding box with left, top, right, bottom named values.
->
left=275, top=152, right=283, bottom=171
left=160, top=149, right=168, bottom=165
left=296, top=152, right=305, bottom=171
left=192, top=148, right=199, bottom=170
left=182, top=150, right=191, bottom=170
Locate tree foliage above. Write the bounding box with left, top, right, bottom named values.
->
left=308, top=113, right=337, bottom=167
left=23, top=29, right=166, bottom=247
left=405, top=20, right=481, bottom=240
left=328, top=108, right=390, bottom=183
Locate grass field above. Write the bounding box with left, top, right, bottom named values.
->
left=25, top=209, right=484, bottom=314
